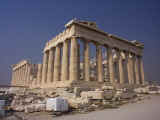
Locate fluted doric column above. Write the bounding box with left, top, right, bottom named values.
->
left=25, top=64, right=29, bottom=87
left=19, top=67, right=22, bottom=85
left=131, top=55, right=136, bottom=84
left=15, top=70, right=17, bottom=85
left=69, top=37, right=79, bottom=81
left=23, top=65, right=26, bottom=86
left=114, top=49, right=120, bottom=83
left=135, top=56, right=140, bottom=84
left=15, top=70, right=18, bottom=85
left=84, top=41, right=90, bottom=81
left=118, top=51, right=125, bottom=84
left=54, top=45, right=61, bottom=81
left=139, top=56, right=145, bottom=85
left=127, top=52, right=133, bottom=84
left=37, top=64, right=42, bottom=87
left=17, top=68, right=20, bottom=85
left=128, top=53, right=136, bottom=84
left=14, top=70, right=17, bottom=85
left=61, top=40, right=69, bottom=81
left=77, top=43, right=80, bottom=80
left=42, top=51, right=49, bottom=84
left=26, top=64, right=30, bottom=87
left=96, top=44, right=103, bottom=82
left=11, top=70, right=15, bottom=85
left=107, top=46, right=115, bottom=83
left=47, top=48, right=54, bottom=83
left=22, top=66, right=25, bottom=86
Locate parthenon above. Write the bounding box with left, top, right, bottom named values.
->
left=11, top=19, right=145, bottom=88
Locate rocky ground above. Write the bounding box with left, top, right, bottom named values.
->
left=1, top=85, right=160, bottom=120
left=3, top=95, right=160, bottom=120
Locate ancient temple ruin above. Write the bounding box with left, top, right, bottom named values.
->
left=11, top=19, right=145, bottom=88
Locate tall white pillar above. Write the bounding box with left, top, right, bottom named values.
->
left=61, top=40, right=69, bottom=81
left=107, top=46, right=115, bottom=83
left=96, top=44, right=103, bottom=82
left=42, top=51, right=49, bottom=84
left=47, top=48, right=54, bottom=83
left=118, top=50, right=125, bottom=84
left=69, top=37, right=79, bottom=81
left=84, top=41, right=90, bottom=81
left=139, top=56, right=145, bottom=85
left=54, top=45, right=61, bottom=81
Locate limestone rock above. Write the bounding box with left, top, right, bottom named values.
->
left=67, top=97, right=90, bottom=109
left=102, top=85, right=114, bottom=90
left=103, top=90, right=114, bottom=99
left=134, top=87, right=149, bottom=94
left=24, top=103, right=46, bottom=113
left=81, top=91, right=104, bottom=100
left=25, top=97, right=34, bottom=103
left=14, top=105, right=25, bottom=112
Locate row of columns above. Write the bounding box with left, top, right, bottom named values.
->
left=12, top=64, right=31, bottom=86
left=114, top=50, right=145, bottom=85
left=40, top=37, right=145, bottom=86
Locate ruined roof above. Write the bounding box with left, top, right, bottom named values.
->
left=65, top=19, right=98, bottom=29
left=65, top=19, right=144, bottom=48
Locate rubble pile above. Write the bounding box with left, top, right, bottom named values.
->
left=7, top=84, right=160, bottom=116
left=11, top=92, right=46, bottom=113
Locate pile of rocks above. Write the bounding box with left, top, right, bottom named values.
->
left=134, top=85, right=160, bottom=94
left=11, top=92, right=46, bottom=113
left=9, top=84, right=159, bottom=115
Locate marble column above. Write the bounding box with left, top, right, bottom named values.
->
left=23, top=66, right=26, bottom=86
left=25, top=64, right=29, bottom=87
left=84, top=41, right=90, bottom=81
left=107, top=46, right=115, bottom=83
left=23, top=65, right=26, bottom=86
left=22, top=66, right=24, bottom=86
left=12, top=70, right=15, bottom=85
left=61, top=40, right=69, bottom=81
left=118, top=51, right=125, bottom=84
left=115, top=49, right=120, bottom=83
left=139, top=56, right=145, bottom=85
left=19, top=67, right=22, bottom=85
left=131, top=55, right=136, bottom=84
left=96, top=44, right=103, bottom=82
left=127, top=52, right=133, bottom=84
left=135, top=56, right=140, bottom=84
left=42, top=51, right=49, bottom=84
left=25, top=64, right=29, bottom=86
left=47, top=48, right=54, bottom=83
left=37, top=64, right=42, bottom=87
left=20, top=68, right=22, bottom=85
left=14, top=70, right=16, bottom=85
left=15, top=70, right=17, bottom=85
left=69, top=37, right=79, bottom=81
left=123, top=52, right=129, bottom=84
left=14, top=70, right=17, bottom=85
left=77, top=43, right=80, bottom=80
left=11, top=70, right=15, bottom=85
left=54, top=45, right=61, bottom=81
left=21, top=67, right=24, bottom=85
left=17, top=68, right=20, bottom=85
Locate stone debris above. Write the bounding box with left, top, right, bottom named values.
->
left=24, top=103, right=45, bottom=113
left=67, top=97, right=90, bottom=109
left=81, top=91, right=105, bottom=100
left=1, top=85, right=159, bottom=119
